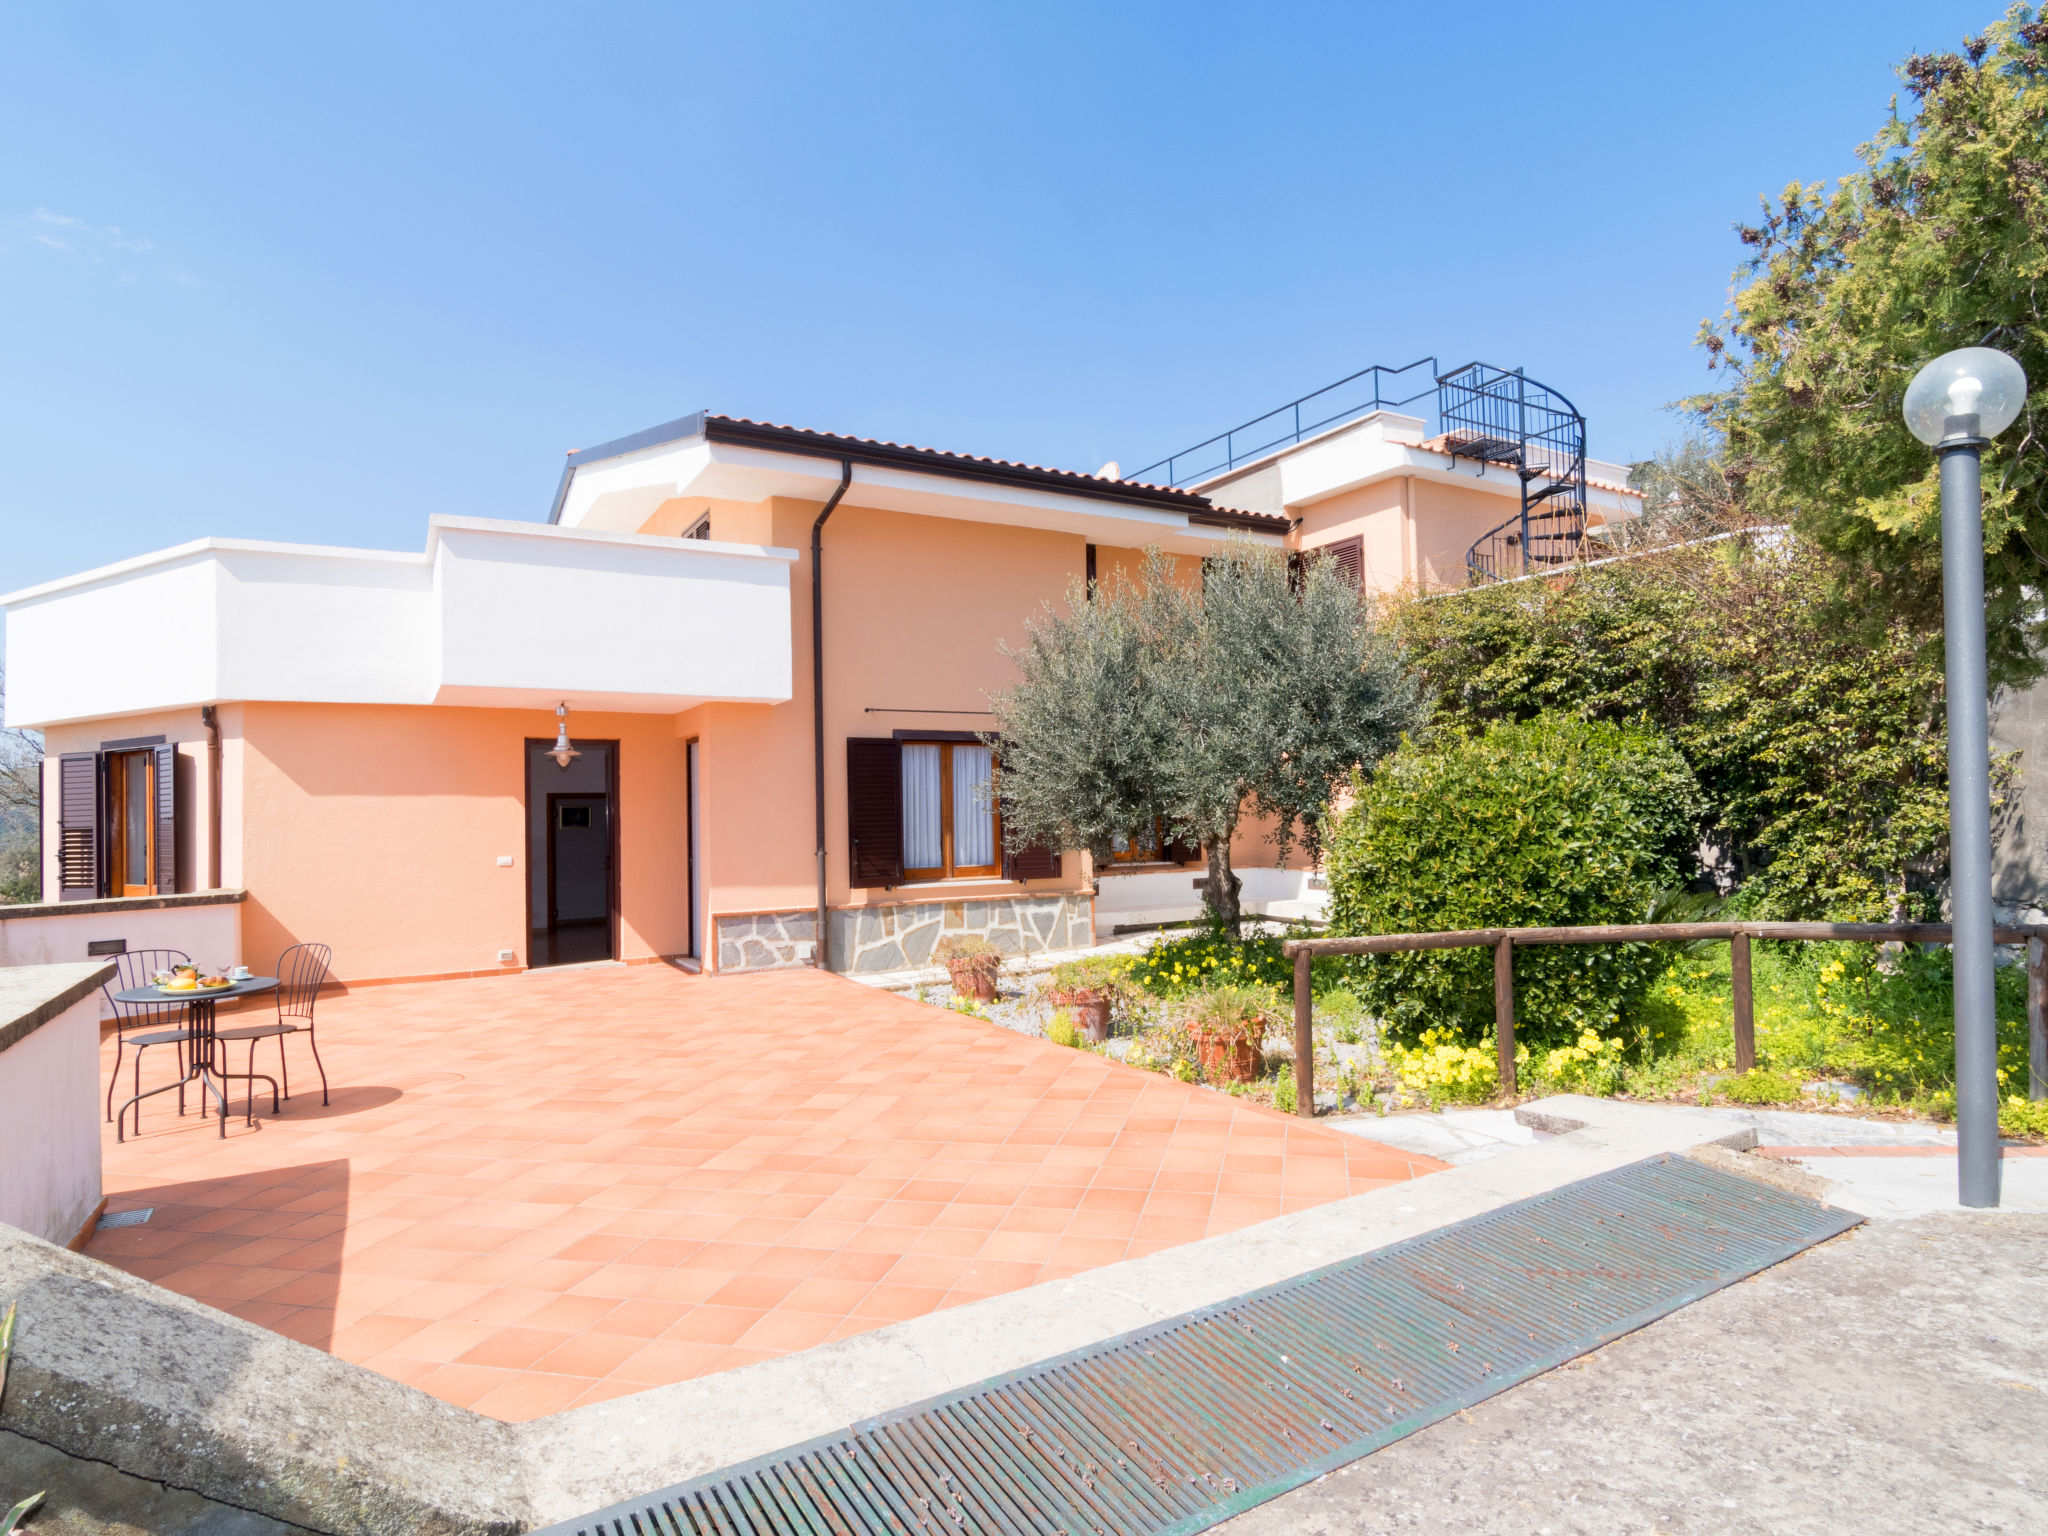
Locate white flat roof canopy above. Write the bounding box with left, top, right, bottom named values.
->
left=2, top=517, right=798, bottom=729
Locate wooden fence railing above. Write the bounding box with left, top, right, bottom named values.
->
left=1281, top=921, right=2048, bottom=1120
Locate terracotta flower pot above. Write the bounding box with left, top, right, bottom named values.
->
left=1193, top=1029, right=1262, bottom=1084
left=946, top=955, right=1000, bottom=1002
left=1069, top=993, right=1112, bottom=1043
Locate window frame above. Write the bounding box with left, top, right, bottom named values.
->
left=105, top=748, right=158, bottom=898
left=1107, top=817, right=1167, bottom=864
left=899, top=739, right=1002, bottom=883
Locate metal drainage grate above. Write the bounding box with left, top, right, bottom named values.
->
left=540, top=1154, right=1861, bottom=1536
left=96, top=1207, right=153, bottom=1230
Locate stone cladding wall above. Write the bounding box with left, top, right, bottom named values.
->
left=717, top=893, right=1092, bottom=974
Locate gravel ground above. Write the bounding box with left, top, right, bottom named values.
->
left=1218, top=1213, right=2048, bottom=1535
left=910, top=978, right=1394, bottom=1116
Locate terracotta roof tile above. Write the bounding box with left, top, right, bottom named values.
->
left=704, top=415, right=1288, bottom=527
left=705, top=414, right=1183, bottom=496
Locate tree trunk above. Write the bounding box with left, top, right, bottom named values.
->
left=1204, top=838, right=1244, bottom=938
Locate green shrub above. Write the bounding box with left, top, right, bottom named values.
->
left=1325, top=712, right=1702, bottom=1048
left=1045, top=1009, right=1081, bottom=1048
left=1318, top=988, right=1367, bottom=1045
left=1047, top=953, right=1141, bottom=1015
left=1386, top=1029, right=1501, bottom=1105
left=1531, top=1029, right=1629, bottom=1096
left=1272, top=1067, right=1297, bottom=1115
left=1049, top=953, right=1134, bottom=992
left=1181, top=983, right=1281, bottom=1045
left=1131, top=919, right=1295, bottom=998
left=1644, top=943, right=2033, bottom=1101
left=1719, top=1068, right=1804, bottom=1106
left=2002, top=1097, right=2048, bottom=1139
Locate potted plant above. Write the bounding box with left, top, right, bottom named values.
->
left=1046, top=954, right=1135, bottom=1044
left=1182, top=984, right=1277, bottom=1085
left=935, top=935, right=1002, bottom=1003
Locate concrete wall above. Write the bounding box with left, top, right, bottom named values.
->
left=0, top=963, right=109, bottom=1247
left=1093, top=865, right=1327, bottom=937
left=37, top=704, right=221, bottom=901
left=682, top=497, right=1097, bottom=958
left=0, top=895, right=242, bottom=1017
left=229, top=702, right=692, bottom=983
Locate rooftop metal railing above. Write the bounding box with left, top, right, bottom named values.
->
left=1128, top=357, right=1440, bottom=488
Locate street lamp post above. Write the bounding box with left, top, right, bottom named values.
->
left=1903, top=346, right=2030, bottom=1210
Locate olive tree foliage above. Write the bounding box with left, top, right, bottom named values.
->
left=988, top=544, right=1423, bottom=936
left=1692, top=5, right=2048, bottom=684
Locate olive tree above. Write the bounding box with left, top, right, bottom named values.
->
left=988, top=544, right=1422, bottom=936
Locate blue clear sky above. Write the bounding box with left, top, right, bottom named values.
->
left=0, top=1, right=1999, bottom=595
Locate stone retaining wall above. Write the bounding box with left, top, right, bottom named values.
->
left=717, top=894, right=1092, bottom=974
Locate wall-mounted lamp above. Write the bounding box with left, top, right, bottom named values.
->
left=549, top=702, right=581, bottom=770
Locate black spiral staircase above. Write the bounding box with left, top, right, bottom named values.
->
left=1443, top=363, right=1588, bottom=584
left=1129, top=357, right=1592, bottom=586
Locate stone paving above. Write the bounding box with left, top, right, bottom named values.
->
left=1220, top=1213, right=2048, bottom=1535
left=87, top=964, right=1439, bottom=1422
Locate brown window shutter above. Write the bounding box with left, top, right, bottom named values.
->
left=154, top=744, right=179, bottom=893
left=1004, top=841, right=1062, bottom=881
left=846, top=738, right=903, bottom=887
left=1161, top=834, right=1200, bottom=866
left=57, top=752, right=103, bottom=901
left=1328, top=535, right=1364, bottom=588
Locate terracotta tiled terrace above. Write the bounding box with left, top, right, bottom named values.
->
left=89, top=965, right=1442, bottom=1422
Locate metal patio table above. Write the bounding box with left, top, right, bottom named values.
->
left=111, top=975, right=279, bottom=1142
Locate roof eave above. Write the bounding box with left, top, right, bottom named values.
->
left=547, top=411, right=1291, bottom=532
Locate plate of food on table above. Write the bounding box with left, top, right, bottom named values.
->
left=151, top=967, right=236, bottom=993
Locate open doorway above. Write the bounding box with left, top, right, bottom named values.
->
left=526, top=738, right=618, bottom=967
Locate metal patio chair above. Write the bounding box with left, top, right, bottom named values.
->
left=103, top=948, right=195, bottom=1124
left=217, top=942, right=331, bottom=1110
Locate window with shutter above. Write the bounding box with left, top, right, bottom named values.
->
left=1331, top=535, right=1364, bottom=587
left=57, top=752, right=102, bottom=901
left=1312, top=535, right=1364, bottom=589
left=103, top=747, right=169, bottom=898
left=1105, top=817, right=1196, bottom=865
left=898, top=739, right=1001, bottom=881
left=154, top=743, right=179, bottom=893
left=846, top=738, right=903, bottom=888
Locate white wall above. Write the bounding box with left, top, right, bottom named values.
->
left=432, top=521, right=794, bottom=710
left=0, top=974, right=103, bottom=1247
left=1092, top=866, right=1328, bottom=938
left=3, top=518, right=799, bottom=730
left=0, top=901, right=242, bottom=1016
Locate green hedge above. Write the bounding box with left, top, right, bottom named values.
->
left=1325, top=712, right=1702, bottom=1047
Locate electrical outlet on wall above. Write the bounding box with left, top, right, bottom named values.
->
left=497, top=949, right=516, bottom=963
left=794, top=941, right=815, bottom=961
left=496, top=855, right=514, bottom=867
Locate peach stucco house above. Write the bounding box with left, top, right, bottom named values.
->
left=2, top=364, right=1638, bottom=987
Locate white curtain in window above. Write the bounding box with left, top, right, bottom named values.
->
left=902, top=744, right=943, bottom=869
left=952, top=744, right=995, bottom=868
